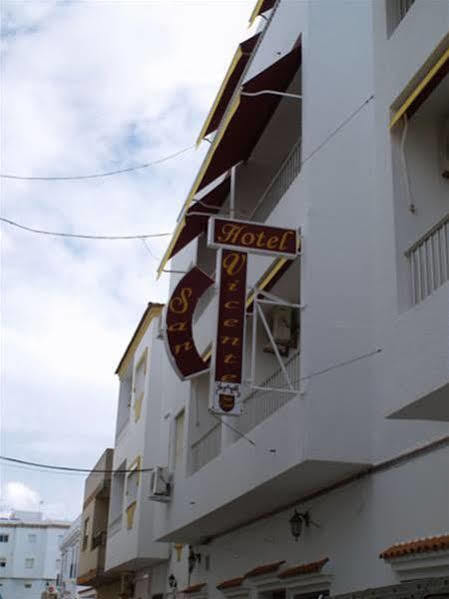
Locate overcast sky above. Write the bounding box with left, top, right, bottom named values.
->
left=0, top=0, right=254, bottom=519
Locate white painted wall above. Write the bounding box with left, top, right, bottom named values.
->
left=0, top=512, right=70, bottom=599
left=151, top=0, right=449, bottom=590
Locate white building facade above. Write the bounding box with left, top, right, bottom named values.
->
left=102, top=1, right=449, bottom=598
left=0, top=510, right=70, bottom=599
left=58, top=516, right=84, bottom=599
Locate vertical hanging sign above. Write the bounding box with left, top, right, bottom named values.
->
left=165, top=267, right=214, bottom=380
left=210, top=249, right=247, bottom=415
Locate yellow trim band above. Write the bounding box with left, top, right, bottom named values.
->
left=248, top=0, right=265, bottom=26
left=118, top=307, right=162, bottom=379
left=196, top=46, right=243, bottom=146
left=390, top=47, right=449, bottom=129
left=157, top=95, right=241, bottom=278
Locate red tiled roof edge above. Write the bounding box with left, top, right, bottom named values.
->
left=181, top=584, right=207, bottom=594
left=278, top=558, right=330, bottom=579
left=216, top=577, right=246, bottom=590
left=379, top=534, right=449, bottom=559
left=245, top=560, right=286, bottom=578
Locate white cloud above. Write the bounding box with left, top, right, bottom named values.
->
left=1, top=0, right=253, bottom=518
left=2, top=481, right=41, bottom=511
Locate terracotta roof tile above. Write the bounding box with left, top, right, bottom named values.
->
left=379, top=534, right=449, bottom=559
left=216, top=577, right=245, bottom=590
left=278, top=558, right=329, bottom=578
left=245, top=560, right=285, bottom=578
left=181, top=584, right=207, bottom=594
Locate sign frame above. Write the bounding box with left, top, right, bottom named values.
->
left=164, top=266, right=215, bottom=381
left=209, top=248, right=248, bottom=416
left=207, top=216, right=300, bottom=259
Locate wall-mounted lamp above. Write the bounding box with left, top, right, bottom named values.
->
left=188, top=545, right=202, bottom=581
left=289, top=510, right=314, bottom=541
left=168, top=574, right=178, bottom=591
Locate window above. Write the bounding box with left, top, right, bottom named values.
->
left=25, top=558, right=35, bottom=568
left=25, top=583, right=32, bottom=589
left=0, top=558, right=6, bottom=567
left=28, top=534, right=37, bottom=543
left=386, top=0, right=415, bottom=37
left=116, top=369, right=132, bottom=437
left=133, top=350, right=147, bottom=422
left=109, top=461, right=126, bottom=532
left=82, top=517, right=89, bottom=551
left=174, top=410, right=185, bottom=469
left=0, top=535, right=8, bottom=543
left=126, top=458, right=140, bottom=506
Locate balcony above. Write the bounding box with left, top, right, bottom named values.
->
left=78, top=450, right=119, bottom=588
left=191, top=423, right=221, bottom=474
left=407, top=213, right=449, bottom=305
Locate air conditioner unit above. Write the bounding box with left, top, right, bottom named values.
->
left=440, top=117, right=449, bottom=179
left=263, top=306, right=297, bottom=357
left=149, top=466, right=172, bottom=503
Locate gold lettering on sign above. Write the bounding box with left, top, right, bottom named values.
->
left=174, top=341, right=193, bottom=355
left=223, top=318, right=239, bottom=328
left=267, top=235, right=280, bottom=249
left=221, top=336, right=240, bottom=346
left=224, top=354, right=238, bottom=364
left=224, top=300, right=239, bottom=309
left=221, top=374, right=238, bottom=382
left=256, top=232, right=266, bottom=247
left=279, top=230, right=294, bottom=250
left=241, top=232, right=255, bottom=246
left=167, top=322, right=188, bottom=332
left=169, top=288, right=193, bottom=314
left=222, top=252, right=247, bottom=276
left=217, top=224, right=245, bottom=244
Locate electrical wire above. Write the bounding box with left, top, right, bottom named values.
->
left=140, top=238, right=161, bottom=261
left=0, top=455, right=154, bottom=474
left=0, top=348, right=383, bottom=472
left=207, top=347, right=382, bottom=449
left=0, top=217, right=172, bottom=240
left=0, top=144, right=195, bottom=181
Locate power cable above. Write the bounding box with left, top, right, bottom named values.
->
left=140, top=238, right=161, bottom=261
left=0, top=144, right=195, bottom=181
left=0, top=348, right=383, bottom=472
left=0, top=455, right=154, bottom=474
left=0, top=217, right=172, bottom=240
left=206, top=347, right=382, bottom=449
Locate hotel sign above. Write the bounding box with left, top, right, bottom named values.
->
left=208, top=217, right=299, bottom=258
left=164, top=267, right=214, bottom=380
left=164, top=217, right=300, bottom=416
left=210, top=250, right=247, bottom=415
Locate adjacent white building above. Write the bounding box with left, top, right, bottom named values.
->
left=0, top=510, right=70, bottom=599
left=58, top=516, right=84, bottom=599
left=101, top=1, right=449, bottom=598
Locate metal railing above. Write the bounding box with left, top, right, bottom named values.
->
left=406, top=213, right=449, bottom=305
left=234, top=350, right=300, bottom=439
left=251, top=139, right=301, bottom=222
left=190, top=423, right=221, bottom=474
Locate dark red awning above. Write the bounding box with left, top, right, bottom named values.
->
left=198, top=33, right=261, bottom=142
left=196, top=44, right=301, bottom=194
left=248, top=0, right=277, bottom=26
left=169, top=177, right=230, bottom=261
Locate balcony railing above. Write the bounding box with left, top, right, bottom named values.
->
left=234, top=350, right=301, bottom=439
left=406, top=213, right=449, bottom=305
left=250, top=139, right=301, bottom=223
left=191, top=423, right=221, bottom=474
